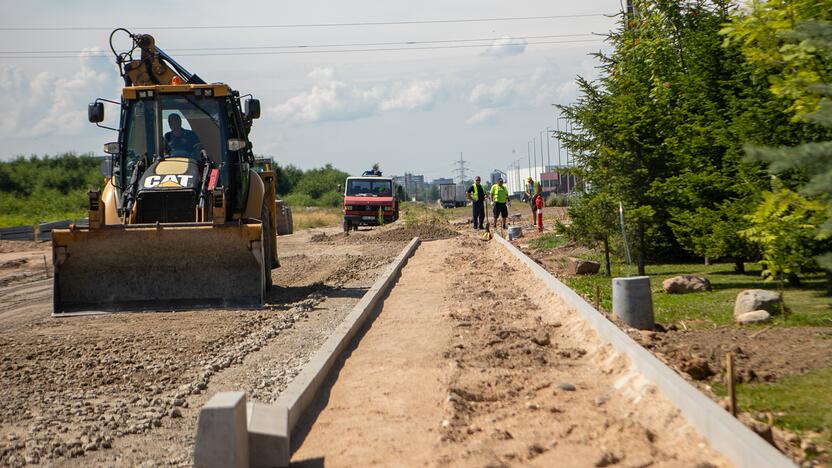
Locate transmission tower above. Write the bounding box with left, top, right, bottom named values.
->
left=453, top=152, right=470, bottom=184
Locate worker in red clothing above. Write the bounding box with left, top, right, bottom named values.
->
left=532, top=182, right=544, bottom=231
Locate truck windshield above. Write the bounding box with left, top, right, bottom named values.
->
left=347, top=179, right=392, bottom=197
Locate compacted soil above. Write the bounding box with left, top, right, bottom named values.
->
left=292, top=234, right=727, bottom=467
left=0, top=228, right=408, bottom=467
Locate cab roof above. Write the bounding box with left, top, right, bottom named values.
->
left=122, top=83, right=231, bottom=99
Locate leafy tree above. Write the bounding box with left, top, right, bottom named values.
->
left=739, top=185, right=828, bottom=285
left=274, top=163, right=303, bottom=196
left=721, top=1, right=832, bottom=117
left=291, top=163, right=349, bottom=203
left=560, top=193, right=619, bottom=276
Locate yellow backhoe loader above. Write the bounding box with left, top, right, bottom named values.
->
left=52, top=29, right=278, bottom=314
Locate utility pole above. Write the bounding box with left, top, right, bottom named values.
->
left=532, top=136, right=537, bottom=181
left=453, top=152, right=470, bottom=184
left=527, top=141, right=532, bottom=180
left=565, top=119, right=571, bottom=193
left=545, top=126, right=552, bottom=188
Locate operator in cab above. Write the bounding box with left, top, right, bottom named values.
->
left=164, top=113, right=201, bottom=159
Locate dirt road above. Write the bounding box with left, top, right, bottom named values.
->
left=0, top=227, right=409, bottom=466
left=292, top=234, right=727, bottom=467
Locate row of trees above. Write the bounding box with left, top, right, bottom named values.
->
left=559, top=0, right=832, bottom=286
left=0, top=153, right=101, bottom=227
left=274, top=163, right=350, bottom=207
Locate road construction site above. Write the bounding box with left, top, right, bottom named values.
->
left=0, top=225, right=416, bottom=466
left=0, top=219, right=789, bottom=467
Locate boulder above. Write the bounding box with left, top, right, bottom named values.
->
left=736, top=310, right=771, bottom=324
left=566, top=257, right=600, bottom=275
left=662, top=275, right=711, bottom=294
left=734, top=289, right=781, bottom=318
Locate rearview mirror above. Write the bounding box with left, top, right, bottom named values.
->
left=88, top=102, right=104, bottom=123
left=245, top=98, right=260, bottom=120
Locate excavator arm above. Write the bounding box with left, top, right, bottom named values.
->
left=112, top=29, right=205, bottom=86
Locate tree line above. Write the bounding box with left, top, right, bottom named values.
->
left=0, top=154, right=351, bottom=227
left=559, top=0, right=832, bottom=287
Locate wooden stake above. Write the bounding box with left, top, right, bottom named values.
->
left=726, top=352, right=737, bottom=417
left=42, top=254, right=49, bottom=279
left=594, top=284, right=601, bottom=310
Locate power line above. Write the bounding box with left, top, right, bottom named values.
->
left=0, top=39, right=604, bottom=59
left=0, top=13, right=613, bottom=32
left=0, top=33, right=596, bottom=54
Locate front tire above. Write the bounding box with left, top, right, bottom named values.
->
left=261, top=202, right=274, bottom=293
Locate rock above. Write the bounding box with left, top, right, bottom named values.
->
left=736, top=310, right=772, bottom=324
left=679, top=357, right=714, bottom=381
left=566, top=257, right=601, bottom=275
left=734, top=289, right=781, bottom=318
left=169, top=408, right=182, bottom=418
left=555, top=383, right=576, bottom=392
left=531, top=329, right=550, bottom=347
left=662, top=275, right=711, bottom=294
left=749, top=421, right=774, bottom=445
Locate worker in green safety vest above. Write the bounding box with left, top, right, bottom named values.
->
left=489, top=177, right=510, bottom=230
left=466, top=176, right=485, bottom=229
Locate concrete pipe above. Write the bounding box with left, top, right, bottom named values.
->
left=612, top=276, right=654, bottom=330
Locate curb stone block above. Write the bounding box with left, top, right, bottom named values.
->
left=194, top=392, right=249, bottom=468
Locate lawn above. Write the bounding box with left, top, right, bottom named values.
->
left=563, top=260, right=832, bottom=328
left=713, top=367, right=832, bottom=450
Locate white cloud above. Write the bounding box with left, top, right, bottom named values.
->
left=482, top=36, right=528, bottom=58
left=466, top=108, right=498, bottom=125
left=272, top=67, right=442, bottom=124
left=0, top=49, right=118, bottom=139
left=466, top=67, right=585, bottom=115
left=469, top=78, right=517, bottom=108
left=380, top=80, right=442, bottom=112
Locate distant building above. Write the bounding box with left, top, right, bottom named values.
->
left=490, top=170, right=502, bottom=185
left=392, top=173, right=426, bottom=200
left=431, top=177, right=454, bottom=185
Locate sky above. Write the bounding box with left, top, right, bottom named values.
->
left=0, top=1, right=618, bottom=181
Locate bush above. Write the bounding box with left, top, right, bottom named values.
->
left=0, top=153, right=101, bottom=227
left=546, top=193, right=570, bottom=207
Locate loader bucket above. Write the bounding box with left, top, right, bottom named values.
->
left=52, top=223, right=265, bottom=315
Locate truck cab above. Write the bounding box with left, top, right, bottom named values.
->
left=342, top=176, right=398, bottom=231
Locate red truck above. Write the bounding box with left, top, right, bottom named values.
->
left=342, top=176, right=399, bottom=231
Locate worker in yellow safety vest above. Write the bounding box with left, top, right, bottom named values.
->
left=489, top=178, right=510, bottom=230
left=466, top=176, right=486, bottom=229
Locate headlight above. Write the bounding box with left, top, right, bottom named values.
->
left=345, top=205, right=354, bottom=210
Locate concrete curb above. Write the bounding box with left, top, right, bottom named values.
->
left=195, top=237, right=421, bottom=468
left=274, top=236, right=421, bottom=432
left=493, top=234, right=795, bottom=468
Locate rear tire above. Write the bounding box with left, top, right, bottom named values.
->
left=343, top=219, right=350, bottom=232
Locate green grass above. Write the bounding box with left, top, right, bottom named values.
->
left=713, top=367, right=832, bottom=447
left=558, top=259, right=832, bottom=329
left=528, top=232, right=569, bottom=250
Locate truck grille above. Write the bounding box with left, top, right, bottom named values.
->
left=136, top=191, right=196, bottom=223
